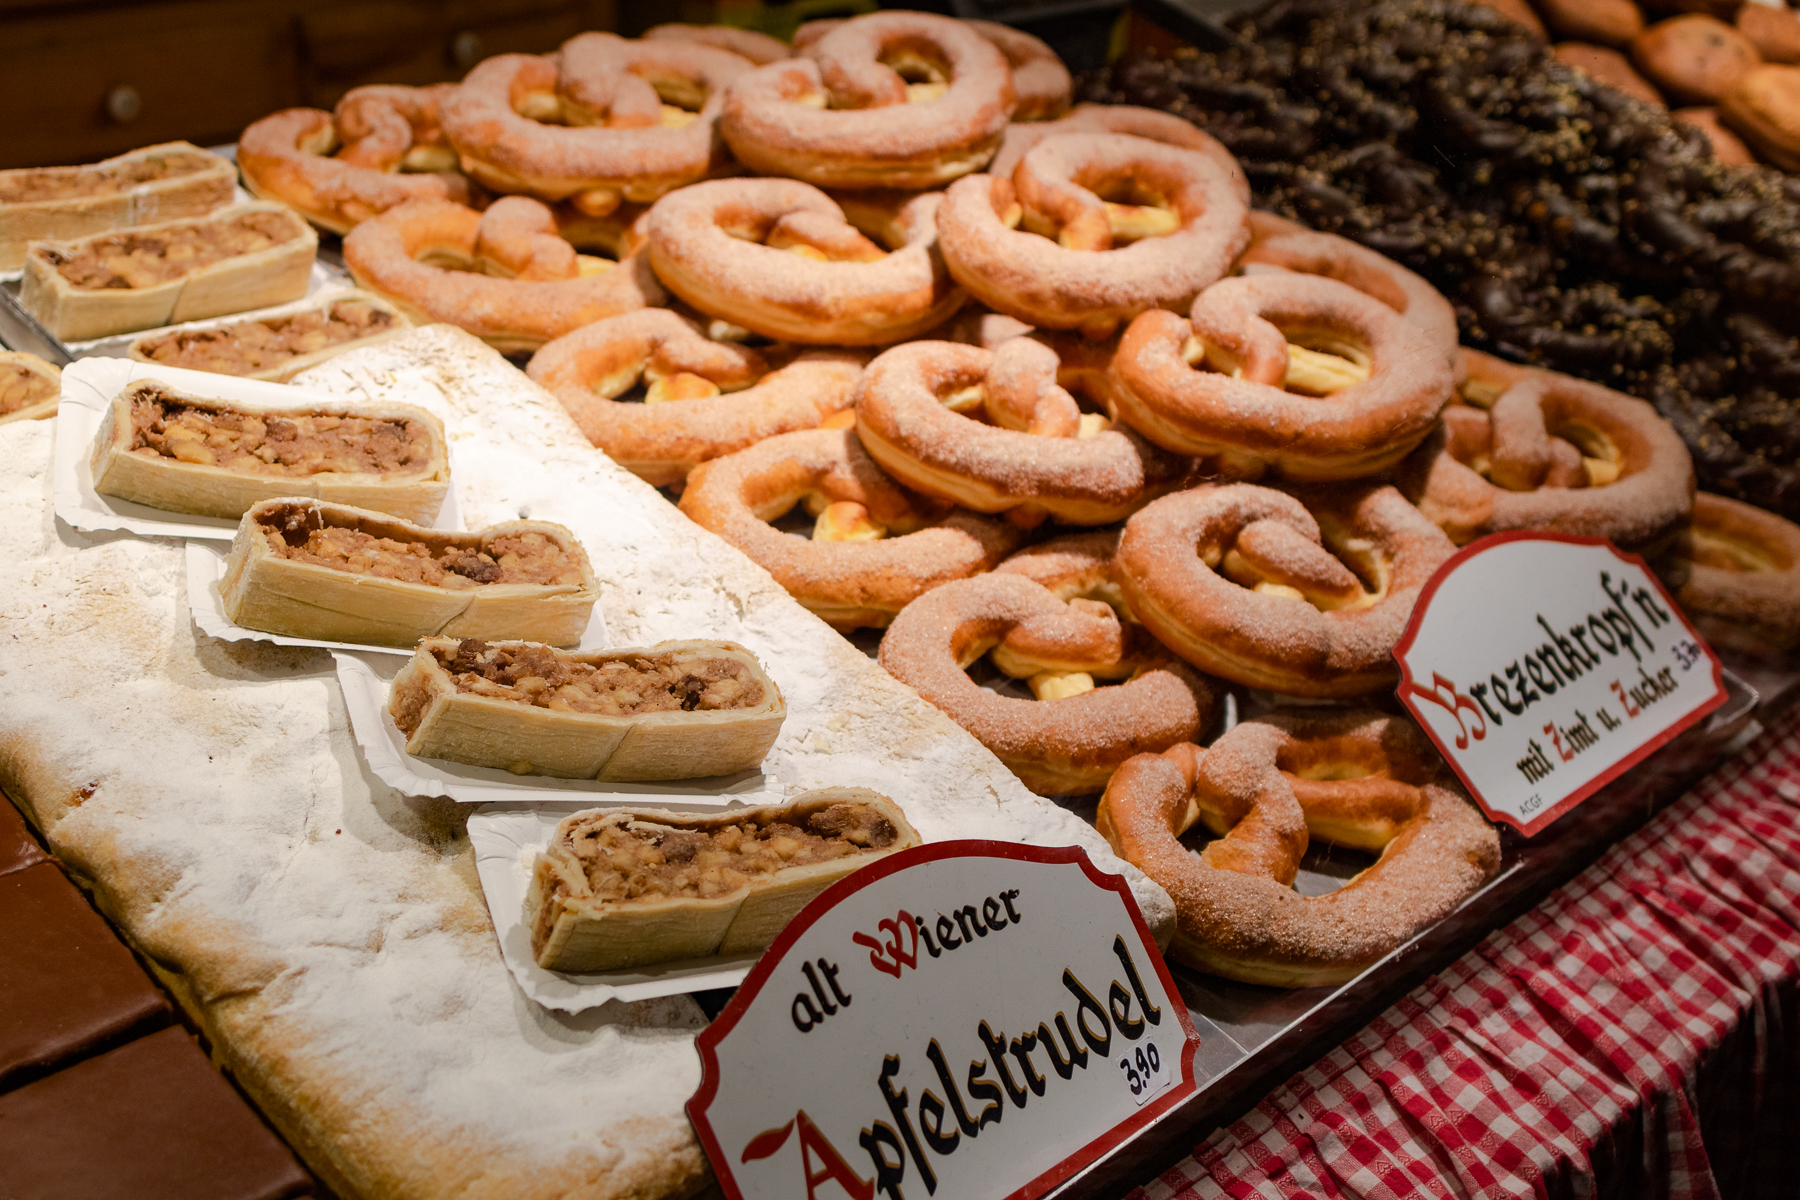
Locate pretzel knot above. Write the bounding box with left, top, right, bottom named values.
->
left=527, top=309, right=866, bottom=486
left=1663, top=491, right=1800, bottom=652
left=646, top=179, right=964, bottom=346
left=855, top=338, right=1190, bottom=527
left=1111, top=272, right=1453, bottom=481
left=439, top=34, right=750, bottom=216
left=938, top=131, right=1250, bottom=339
left=1400, top=367, right=1695, bottom=551
left=1095, top=710, right=1500, bottom=987
left=679, top=427, right=1022, bottom=630
left=239, top=84, right=476, bottom=234
left=878, top=571, right=1217, bottom=795
left=1116, top=482, right=1455, bottom=697
left=342, top=196, right=664, bottom=352
left=720, top=11, right=1016, bottom=190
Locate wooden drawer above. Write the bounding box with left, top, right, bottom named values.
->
left=0, top=15, right=290, bottom=169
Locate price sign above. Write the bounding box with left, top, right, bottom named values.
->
left=688, top=841, right=1199, bottom=1200
left=1394, top=532, right=1727, bottom=836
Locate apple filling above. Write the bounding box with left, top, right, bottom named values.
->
left=0, top=150, right=218, bottom=204
left=255, top=503, right=582, bottom=589
left=127, top=383, right=432, bottom=475
left=552, top=804, right=900, bottom=905
left=45, top=210, right=302, bottom=290
left=133, top=300, right=398, bottom=376
left=421, top=638, right=768, bottom=720
left=0, top=361, right=56, bottom=417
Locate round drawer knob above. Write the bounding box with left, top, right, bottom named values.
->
left=452, top=31, right=485, bottom=70
left=106, top=84, right=142, bottom=124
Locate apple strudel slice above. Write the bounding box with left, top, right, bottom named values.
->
left=0, top=351, right=60, bottom=426
left=128, top=293, right=409, bottom=383
left=20, top=202, right=317, bottom=341
left=390, top=637, right=786, bottom=780
left=92, top=379, right=449, bottom=523
left=527, top=789, right=919, bottom=972
left=221, top=498, right=597, bottom=647
left=0, top=142, right=235, bottom=271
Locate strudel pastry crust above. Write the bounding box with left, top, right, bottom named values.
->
left=390, top=636, right=785, bottom=780
left=19, top=203, right=317, bottom=342
left=0, top=142, right=235, bottom=272
left=0, top=351, right=60, bottom=427
left=91, top=379, right=449, bottom=523
left=220, top=498, right=597, bottom=646
left=527, top=790, right=920, bottom=971
left=128, top=292, right=409, bottom=383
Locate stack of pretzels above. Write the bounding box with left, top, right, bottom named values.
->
left=231, top=9, right=1800, bottom=987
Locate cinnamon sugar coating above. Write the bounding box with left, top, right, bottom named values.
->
left=1661, top=491, right=1800, bottom=651
left=645, top=178, right=963, bottom=345
left=878, top=570, right=1217, bottom=796
left=1111, top=273, right=1452, bottom=480
left=527, top=309, right=866, bottom=486
left=855, top=338, right=1189, bottom=526
left=1095, top=710, right=1499, bottom=987
left=643, top=23, right=792, bottom=65
left=964, top=21, right=1071, bottom=121
left=1239, top=211, right=1460, bottom=379
left=1399, top=366, right=1694, bottom=551
left=1116, top=482, right=1455, bottom=697
left=238, top=85, right=475, bottom=234
left=720, top=11, right=1016, bottom=190
left=341, top=196, right=664, bottom=352
left=679, top=427, right=1023, bottom=630
left=938, top=131, right=1249, bottom=338
left=440, top=36, right=750, bottom=211
left=989, top=104, right=1246, bottom=200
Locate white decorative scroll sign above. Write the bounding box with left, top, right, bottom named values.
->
left=1394, top=532, right=1727, bottom=836
left=688, top=841, right=1199, bottom=1200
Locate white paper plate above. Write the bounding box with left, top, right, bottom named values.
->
left=53, top=357, right=460, bottom=541
left=185, top=541, right=608, bottom=657
left=332, top=648, right=783, bottom=806
left=468, top=803, right=760, bottom=1010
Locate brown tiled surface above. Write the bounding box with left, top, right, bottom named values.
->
left=0, top=1026, right=312, bottom=1200
left=0, top=797, right=315, bottom=1199
left=0, top=862, right=172, bottom=1089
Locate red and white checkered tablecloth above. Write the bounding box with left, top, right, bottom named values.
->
left=1136, top=708, right=1800, bottom=1200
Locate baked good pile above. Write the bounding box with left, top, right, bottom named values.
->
left=210, top=6, right=1800, bottom=990
left=1087, top=0, right=1800, bottom=524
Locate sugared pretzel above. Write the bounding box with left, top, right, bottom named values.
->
left=644, top=23, right=792, bottom=64
left=679, top=428, right=1024, bottom=629
left=1662, top=492, right=1800, bottom=652
left=342, top=196, right=664, bottom=352
left=855, top=339, right=1190, bottom=526
left=1239, top=211, right=1460, bottom=379
left=239, top=84, right=477, bottom=234
left=645, top=179, right=963, bottom=345
left=720, top=11, right=1016, bottom=190
left=878, top=570, right=1218, bottom=795
left=793, top=17, right=1068, bottom=120
left=1095, top=710, right=1500, bottom=987
left=937, top=132, right=1250, bottom=338
left=996, top=529, right=1135, bottom=621
left=527, top=309, right=865, bottom=486
left=1398, top=368, right=1695, bottom=551
left=1111, top=273, right=1453, bottom=480
left=989, top=104, right=1247, bottom=201
left=439, top=36, right=750, bottom=215
left=1115, top=482, right=1456, bottom=697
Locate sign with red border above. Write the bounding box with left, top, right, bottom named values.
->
left=687, top=841, right=1199, bottom=1200
left=1393, top=532, right=1726, bottom=836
